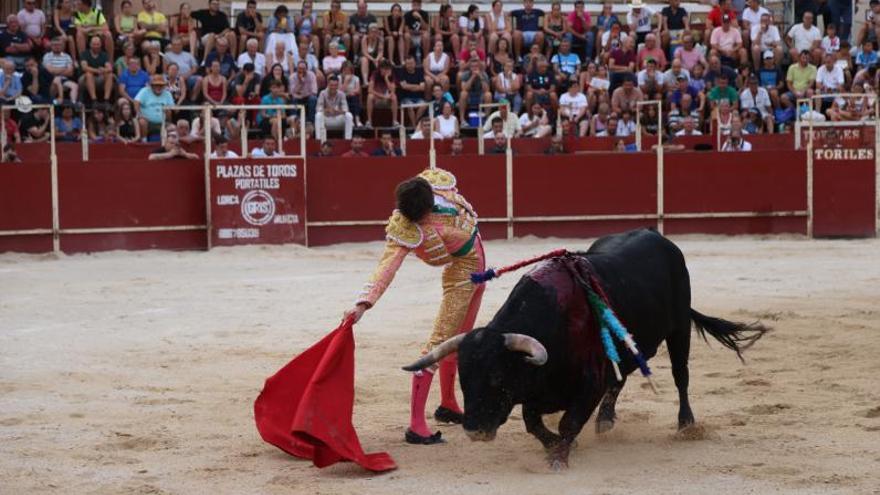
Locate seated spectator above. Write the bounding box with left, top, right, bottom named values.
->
left=740, top=74, right=774, bottom=133
left=434, top=3, right=460, bottom=62
left=54, top=103, right=82, bottom=142
left=626, top=0, right=658, bottom=45
left=710, top=14, right=747, bottom=67
left=523, top=41, right=546, bottom=74
left=22, top=56, right=53, bottom=104
left=193, top=0, right=237, bottom=64
left=750, top=13, right=782, bottom=69
left=614, top=139, right=638, bottom=152
left=856, top=40, right=878, bottom=70
left=816, top=52, right=845, bottom=100
left=520, top=102, right=552, bottom=137
left=164, top=62, right=187, bottom=104
left=201, top=59, right=228, bottom=105
left=366, top=60, right=398, bottom=128
left=170, top=2, right=198, bottom=54
left=252, top=137, right=284, bottom=158
left=487, top=131, right=508, bottom=154
left=482, top=100, right=521, bottom=138
left=567, top=0, right=594, bottom=63
left=773, top=93, right=796, bottom=131
left=481, top=115, right=505, bottom=138
left=0, top=59, right=23, bottom=104
left=821, top=22, right=840, bottom=56
left=610, top=75, right=644, bottom=114
left=265, top=40, right=292, bottom=77
left=410, top=116, right=442, bottom=139
left=385, top=3, right=406, bottom=65
left=639, top=103, right=660, bottom=135
left=78, top=35, right=113, bottom=102
left=316, top=140, right=334, bottom=156
left=786, top=12, right=821, bottom=63
left=459, top=4, right=486, bottom=55
left=163, top=36, right=201, bottom=100
left=116, top=100, right=141, bottom=143
left=708, top=74, right=739, bottom=110
left=741, top=108, right=766, bottom=134
left=350, top=1, right=377, bottom=58
left=315, top=75, right=353, bottom=141
left=668, top=93, right=701, bottom=134
left=1, top=15, right=35, bottom=69
left=429, top=82, right=454, bottom=116
left=608, top=36, right=636, bottom=91
left=135, top=74, right=174, bottom=140
left=230, top=62, right=261, bottom=109
left=674, top=34, right=708, bottom=73
left=209, top=136, right=239, bottom=158
left=525, top=59, right=557, bottom=112
left=663, top=58, right=690, bottom=90
left=118, top=57, right=150, bottom=105
left=721, top=129, right=752, bottom=151
left=371, top=131, right=402, bottom=156
left=340, top=61, right=362, bottom=127
left=115, top=0, right=145, bottom=49
left=42, top=37, right=79, bottom=103
left=458, top=38, right=487, bottom=70
left=361, top=24, right=387, bottom=86
left=637, top=58, right=664, bottom=100
left=705, top=0, right=738, bottom=38
left=511, top=0, right=545, bottom=59
left=138, top=0, right=168, bottom=49
left=675, top=116, right=702, bottom=136
left=1, top=108, right=20, bottom=143
left=296, top=1, right=321, bottom=61
left=600, top=21, right=627, bottom=59
left=17, top=0, right=48, bottom=52
left=322, top=42, right=347, bottom=78
left=713, top=99, right=735, bottom=135
left=449, top=137, right=464, bottom=155
left=740, top=0, right=768, bottom=33
left=787, top=50, right=817, bottom=100
left=87, top=104, right=115, bottom=142
left=204, top=36, right=237, bottom=79
left=399, top=55, right=426, bottom=126
left=558, top=83, right=589, bottom=137
left=705, top=54, right=738, bottom=87
left=341, top=135, right=369, bottom=157
left=235, top=0, right=264, bottom=54
left=637, top=33, right=667, bottom=70
left=494, top=59, right=523, bottom=114
left=616, top=109, right=637, bottom=137
left=237, top=38, right=265, bottom=76
left=19, top=106, right=51, bottom=142
left=596, top=1, right=619, bottom=34
left=545, top=135, right=565, bottom=154
left=660, top=0, right=688, bottom=52
left=551, top=40, right=581, bottom=85
left=323, top=0, right=350, bottom=56
left=142, top=41, right=162, bottom=75
left=149, top=130, right=198, bottom=159
left=758, top=50, right=784, bottom=106
left=258, top=80, right=296, bottom=140
left=74, top=0, right=113, bottom=56
left=289, top=60, right=318, bottom=123
left=261, top=63, right=289, bottom=96
left=597, top=115, right=619, bottom=137
left=434, top=100, right=459, bottom=139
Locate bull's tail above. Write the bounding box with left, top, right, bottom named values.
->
left=690, top=309, right=769, bottom=362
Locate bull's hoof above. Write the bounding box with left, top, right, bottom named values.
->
left=548, top=457, right=569, bottom=472
left=678, top=417, right=696, bottom=431
left=433, top=406, right=464, bottom=424
left=595, top=419, right=615, bottom=434
left=405, top=429, right=445, bottom=445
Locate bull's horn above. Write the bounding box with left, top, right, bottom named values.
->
left=401, top=334, right=465, bottom=372
left=503, top=334, right=548, bottom=366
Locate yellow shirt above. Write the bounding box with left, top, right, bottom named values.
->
left=137, top=11, right=167, bottom=39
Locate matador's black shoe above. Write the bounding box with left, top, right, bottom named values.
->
left=405, top=429, right=444, bottom=445
left=433, top=406, right=464, bottom=424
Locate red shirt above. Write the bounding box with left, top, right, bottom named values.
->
left=458, top=48, right=486, bottom=63
left=567, top=11, right=592, bottom=34
left=707, top=7, right=737, bottom=28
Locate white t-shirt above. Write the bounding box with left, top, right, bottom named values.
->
left=787, top=23, right=821, bottom=53
left=17, top=8, right=46, bottom=39
left=616, top=119, right=637, bottom=137
left=237, top=52, right=266, bottom=76
left=601, top=31, right=629, bottom=51
left=751, top=25, right=781, bottom=51
left=739, top=87, right=772, bottom=115
left=210, top=150, right=240, bottom=158
left=816, top=64, right=845, bottom=91
left=626, top=7, right=655, bottom=34
left=821, top=36, right=840, bottom=54
left=675, top=128, right=703, bottom=136
left=559, top=92, right=588, bottom=115
left=412, top=130, right=444, bottom=140
left=637, top=69, right=664, bottom=87
left=251, top=148, right=283, bottom=157
left=722, top=139, right=752, bottom=151
left=740, top=6, right=769, bottom=28
left=518, top=111, right=547, bottom=136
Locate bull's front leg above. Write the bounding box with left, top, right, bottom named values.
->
left=522, top=403, right=562, bottom=450
left=547, top=390, right=604, bottom=471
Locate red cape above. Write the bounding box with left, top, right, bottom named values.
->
left=254, top=319, right=397, bottom=472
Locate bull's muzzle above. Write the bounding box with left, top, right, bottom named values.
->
left=464, top=429, right=497, bottom=442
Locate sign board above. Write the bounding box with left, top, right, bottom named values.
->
left=210, top=158, right=306, bottom=246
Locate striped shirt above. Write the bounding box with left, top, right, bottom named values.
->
left=42, top=51, right=73, bottom=72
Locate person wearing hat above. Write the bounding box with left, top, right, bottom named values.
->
left=134, top=74, right=173, bottom=140
left=626, top=0, right=658, bottom=46
left=705, top=0, right=738, bottom=40
left=710, top=13, right=747, bottom=67
left=740, top=73, right=774, bottom=132
left=757, top=49, right=784, bottom=108
left=750, top=12, right=781, bottom=69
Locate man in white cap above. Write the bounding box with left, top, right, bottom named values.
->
left=626, top=0, right=658, bottom=45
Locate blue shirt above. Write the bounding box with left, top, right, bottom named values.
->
left=856, top=50, right=877, bottom=68
left=551, top=52, right=581, bottom=76
left=597, top=14, right=619, bottom=32
left=258, top=94, right=285, bottom=124
left=204, top=51, right=237, bottom=78
left=0, top=71, right=22, bottom=99
left=134, top=87, right=174, bottom=124
left=119, top=69, right=150, bottom=98
left=511, top=8, right=544, bottom=32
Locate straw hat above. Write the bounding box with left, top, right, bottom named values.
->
left=631, top=0, right=645, bottom=8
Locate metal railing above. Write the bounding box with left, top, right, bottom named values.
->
left=398, top=101, right=435, bottom=169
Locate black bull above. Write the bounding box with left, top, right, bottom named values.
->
left=404, top=229, right=768, bottom=468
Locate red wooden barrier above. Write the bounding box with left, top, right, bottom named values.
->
left=813, top=158, right=877, bottom=237
left=0, top=163, right=53, bottom=253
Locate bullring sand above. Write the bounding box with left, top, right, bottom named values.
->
left=1, top=235, right=879, bottom=494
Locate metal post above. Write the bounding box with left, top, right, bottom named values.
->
left=505, top=136, right=513, bottom=240
left=428, top=104, right=436, bottom=169
left=299, top=105, right=306, bottom=159
left=875, top=96, right=879, bottom=237
left=50, top=105, right=60, bottom=252
left=239, top=109, right=248, bottom=157
left=0, top=110, right=6, bottom=163
left=399, top=105, right=406, bottom=156
left=657, top=101, right=664, bottom=235
left=635, top=104, right=642, bottom=151
left=204, top=107, right=213, bottom=250
left=275, top=105, right=283, bottom=155
left=80, top=106, right=88, bottom=161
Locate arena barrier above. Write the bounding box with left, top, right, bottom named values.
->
left=1, top=143, right=876, bottom=254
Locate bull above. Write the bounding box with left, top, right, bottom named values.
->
left=403, top=229, right=768, bottom=469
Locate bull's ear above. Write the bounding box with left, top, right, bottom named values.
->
left=503, top=333, right=548, bottom=366
left=401, top=334, right=465, bottom=371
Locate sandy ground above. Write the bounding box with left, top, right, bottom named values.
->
left=2, top=235, right=880, bottom=495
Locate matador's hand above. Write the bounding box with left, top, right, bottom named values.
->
left=343, top=303, right=367, bottom=324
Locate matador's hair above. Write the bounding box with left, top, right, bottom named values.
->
left=395, top=177, right=433, bottom=222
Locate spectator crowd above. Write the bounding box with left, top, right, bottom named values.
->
left=0, top=0, right=875, bottom=155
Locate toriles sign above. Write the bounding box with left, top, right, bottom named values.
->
left=210, top=159, right=306, bottom=246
